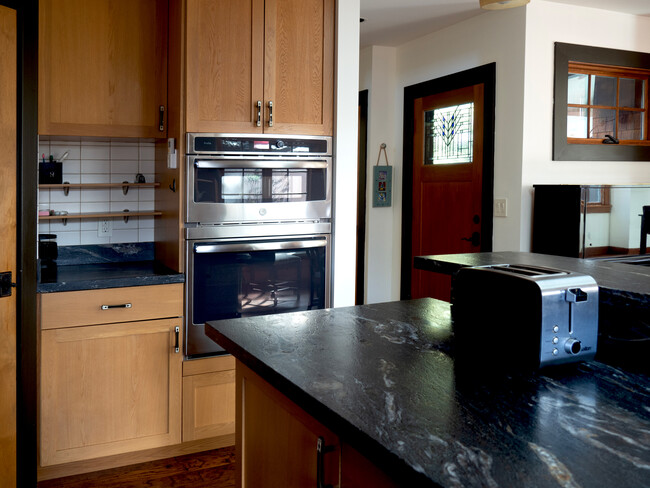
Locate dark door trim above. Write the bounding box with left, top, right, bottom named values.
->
left=356, top=90, right=368, bottom=304
left=401, top=63, right=496, bottom=300
left=4, top=0, right=40, bottom=485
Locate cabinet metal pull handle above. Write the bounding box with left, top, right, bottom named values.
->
left=316, top=437, right=334, bottom=488
left=268, top=100, right=273, bottom=127
left=256, top=100, right=262, bottom=127
left=174, top=326, right=180, bottom=353
left=159, top=105, right=165, bottom=131
left=100, top=303, right=132, bottom=310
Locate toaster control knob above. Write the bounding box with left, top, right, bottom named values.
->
left=564, top=338, right=582, bottom=355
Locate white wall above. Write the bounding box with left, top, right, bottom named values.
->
left=521, top=0, right=650, bottom=250
left=360, top=7, right=527, bottom=303
left=332, top=0, right=360, bottom=307
left=359, top=45, right=399, bottom=304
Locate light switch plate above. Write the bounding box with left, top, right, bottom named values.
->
left=494, top=198, right=507, bottom=217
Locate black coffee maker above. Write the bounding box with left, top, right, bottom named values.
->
left=38, top=233, right=58, bottom=282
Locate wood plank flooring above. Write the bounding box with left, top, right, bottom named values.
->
left=37, top=447, right=235, bottom=488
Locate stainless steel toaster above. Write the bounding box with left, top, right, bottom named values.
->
left=451, top=264, right=598, bottom=368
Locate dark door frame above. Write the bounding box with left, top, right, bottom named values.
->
left=2, top=0, right=39, bottom=485
left=356, top=90, right=368, bottom=304
left=400, top=63, right=496, bottom=300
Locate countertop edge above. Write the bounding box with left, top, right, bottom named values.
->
left=204, top=323, right=437, bottom=487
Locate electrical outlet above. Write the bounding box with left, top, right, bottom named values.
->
left=98, top=219, right=113, bottom=237
left=494, top=198, right=507, bottom=217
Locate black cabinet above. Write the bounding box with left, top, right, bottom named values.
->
left=533, top=184, right=650, bottom=258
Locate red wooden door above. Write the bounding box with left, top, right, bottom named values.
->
left=411, top=84, right=485, bottom=301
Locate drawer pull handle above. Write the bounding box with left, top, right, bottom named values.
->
left=100, top=303, right=132, bottom=310
left=174, top=326, right=180, bottom=353
left=316, top=436, right=334, bottom=488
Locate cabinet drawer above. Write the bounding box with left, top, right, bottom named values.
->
left=39, top=283, right=183, bottom=329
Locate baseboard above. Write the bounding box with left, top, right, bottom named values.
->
left=37, top=434, right=235, bottom=482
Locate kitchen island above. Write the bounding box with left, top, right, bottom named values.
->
left=206, top=298, right=650, bottom=487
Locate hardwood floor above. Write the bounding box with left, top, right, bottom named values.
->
left=37, top=447, right=236, bottom=488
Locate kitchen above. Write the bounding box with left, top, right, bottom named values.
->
left=3, top=0, right=650, bottom=486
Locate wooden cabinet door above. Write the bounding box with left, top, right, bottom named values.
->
left=40, top=318, right=182, bottom=466
left=236, top=361, right=340, bottom=488
left=263, top=0, right=334, bottom=136
left=185, top=0, right=264, bottom=133
left=182, top=355, right=236, bottom=442
left=39, top=0, right=168, bottom=138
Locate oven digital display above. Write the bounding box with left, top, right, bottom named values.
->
left=254, top=140, right=270, bottom=150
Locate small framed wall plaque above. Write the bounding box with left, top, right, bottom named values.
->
left=373, top=143, right=392, bottom=207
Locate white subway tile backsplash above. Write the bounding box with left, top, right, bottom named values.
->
left=139, top=188, right=155, bottom=202
left=139, top=144, right=155, bottom=161
left=138, top=200, right=155, bottom=212
left=139, top=160, right=155, bottom=174
left=62, top=160, right=81, bottom=175
left=81, top=189, right=111, bottom=203
left=110, top=160, right=139, bottom=174
left=80, top=202, right=110, bottom=213
left=139, top=217, right=155, bottom=229
left=38, top=138, right=158, bottom=245
left=111, top=144, right=140, bottom=160
left=50, top=219, right=81, bottom=233
left=50, top=189, right=81, bottom=204
left=112, top=229, right=139, bottom=242
left=82, top=160, right=111, bottom=174
left=138, top=228, right=154, bottom=242
left=80, top=174, right=111, bottom=184
left=110, top=188, right=138, bottom=203
left=55, top=231, right=82, bottom=246
left=80, top=231, right=111, bottom=245
left=81, top=145, right=110, bottom=160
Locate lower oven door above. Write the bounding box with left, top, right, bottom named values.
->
left=185, top=234, right=330, bottom=358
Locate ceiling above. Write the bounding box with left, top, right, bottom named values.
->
left=359, top=0, right=650, bottom=48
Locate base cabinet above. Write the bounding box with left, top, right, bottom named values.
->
left=236, top=361, right=398, bottom=488
left=40, top=318, right=182, bottom=466
left=38, top=284, right=184, bottom=468
left=183, top=355, right=236, bottom=442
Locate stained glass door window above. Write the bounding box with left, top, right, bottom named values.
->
left=424, top=102, right=474, bottom=165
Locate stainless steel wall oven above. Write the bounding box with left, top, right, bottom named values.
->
left=185, top=134, right=332, bottom=358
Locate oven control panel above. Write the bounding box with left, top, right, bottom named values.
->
left=188, top=133, right=332, bottom=156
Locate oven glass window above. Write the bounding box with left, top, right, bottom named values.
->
left=192, top=245, right=327, bottom=326
left=195, top=167, right=326, bottom=203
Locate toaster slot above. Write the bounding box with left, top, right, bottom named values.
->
left=488, top=264, right=568, bottom=277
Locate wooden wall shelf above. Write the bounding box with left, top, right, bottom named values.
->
left=39, top=210, right=162, bottom=225
left=39, top=182, right=160, bottom=196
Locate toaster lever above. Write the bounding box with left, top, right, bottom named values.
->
left=566, top=288, right=588, bottom=303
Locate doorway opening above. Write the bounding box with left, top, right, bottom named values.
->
left=401, top=63, right=495, bottom=301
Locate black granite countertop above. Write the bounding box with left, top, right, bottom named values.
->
left=413, top=251, right=650, bottom=297
left=37, top=243, right=184, bottom=293
left=37, top=260, right=184, bottom=293
left=205, top=299, right=650, bottom=488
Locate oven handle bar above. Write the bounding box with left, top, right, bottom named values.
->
left=194, top=239, right=327, bottom=254
left=194, top=159, right=329, bottom=170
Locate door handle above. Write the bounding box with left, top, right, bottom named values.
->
left=268, top=100, right=274, bottom=127
left=174, top=326, right=180, bottom=353
left=461, top=232, right=481, bottom=247
left=1, top=271, right=16, bottom=298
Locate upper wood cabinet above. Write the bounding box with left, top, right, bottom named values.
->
left=185, top=0, right=334, bottom=135
left=39, top=0, right=168, bottom=138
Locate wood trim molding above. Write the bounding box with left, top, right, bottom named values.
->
left=553, top=42, right=650, bottom=161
